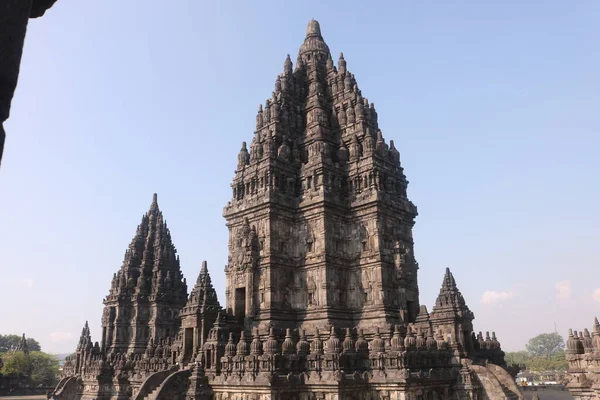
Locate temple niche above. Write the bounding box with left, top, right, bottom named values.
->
left=52, top=20, right=521, bottom=400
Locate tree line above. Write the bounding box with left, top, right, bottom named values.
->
left=505, top=332, right=568, bottom=373
left=0, top=334, right=59, bottom=387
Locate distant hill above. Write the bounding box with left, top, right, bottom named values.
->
left=52, top=353, right=72, bottom=368
left=53, top=353, right=71, bottom=361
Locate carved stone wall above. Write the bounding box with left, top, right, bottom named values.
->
left=101, top=194, right=188, bottom=355
left=223, top=19, right=419, bottom=334
left=51, top=20, right=515, bottom=400
left=564, top=321, right=600, bottom=400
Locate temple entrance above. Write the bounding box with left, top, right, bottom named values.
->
left=407, top=300, right=415, bottom=322
left=182, top=328, right=193, bottom=365
left=235, top=287, right=246, bottom=323
left=205, top=349, right=211, bottom=369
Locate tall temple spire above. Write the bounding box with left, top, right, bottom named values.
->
left=224, top=20, right=419, bottom=331
left=187, top=261, right=220, bottom=311
left=430, top=268, right=475, bottom=357
left=77, top=321, right=91, bottom=350
left=101, top=193, right=188, bottom=355
left=179, top=261, right=221, bottom=362
left=434, top=267, right=468, bottom=310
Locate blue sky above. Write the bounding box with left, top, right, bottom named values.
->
left=0, top=0, right=598, bottom=354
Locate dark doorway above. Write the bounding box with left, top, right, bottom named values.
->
left=406, top=300, right=415, bottom=322
left=183, top=328, right=193, bottom=365
left=235, top=287, right=246, bottom=322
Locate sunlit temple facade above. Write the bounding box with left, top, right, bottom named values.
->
left=52, top=20, right=521, bottom=400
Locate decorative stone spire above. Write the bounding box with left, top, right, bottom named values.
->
left=250, top=328, right=263, bottom=356
left=491, top=332, right=500, bottom=349
left=184, top=261, right=221, bottom=312
left=101, top=193, right=188, bottom=355
left=415, top=305, right=431, bottom=325
left=325, top=327, right=341, bottom=355
left=415, top=329, right=427, bottom=350
left=404, top=326, right=416, bottom=350
left=432, top=268, right=471, bottom=312
left=306, top=19, right=321, bottom=37
left=389, top=140, right=400, bottom=165
left=298, top=19, right=330, bottom=63
left=592, top=320, right=600, bottom=350
left=237, top=142, right=250, bottom=169
left=264, top=327, right=279, bottom=355
left=296, top=330, right=310, bottom=356
left=236, top=331, right=249, bottom=356
left=282, top=328, right=295, bottom=355
left=77, top=321, right=91, bottom=351
left=284, top=54, right=293, bottom=75
left=426, top=329, right=437, bottom=350
left=224, top=333, right=236, bottom=357
left=256, top=104, right=264, bottom=129
left=371, top=327, right=385, bottom=354
left=582, top=328, right=593, bottom=353
left=342, top=328, right=354, bottom=354
left=355, top=329, right=369, bottom=356
left=390, top=325, right=404, bottom=352
left=310, top=328, right=323, bottom=355
left=224, top=19, right=418, bottom=333
left=338, top=53, right=346, bottom=73
left=566, top=329, right=580, bottom=355
left=437, top=330, right=448, bottom=350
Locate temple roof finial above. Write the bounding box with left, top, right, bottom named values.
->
left=299, top=20, right=329, bottom=58
left=442, top=267, right=457, bottom=291
left=149, top=193, right=160, bottom=214
left=306, top=19, right=321, bottom=37
left=284, top=54, right=293, bottom=74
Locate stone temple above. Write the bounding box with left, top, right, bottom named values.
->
left=52, top=20, right=522, bottom=400
left=563, top=318, right=600, bottom=399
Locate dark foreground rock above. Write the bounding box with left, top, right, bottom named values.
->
left=0, top=0, right=57, bottom=167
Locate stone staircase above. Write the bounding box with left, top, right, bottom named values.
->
left=134, top=366, right=178, bottom=400
left=471, top=364, right=524, bottom=400
left=142, top=386, right=160, bottom=400
left=487, top=363, right=524, bottom=400
left=146, top=367, right=192, bottom=400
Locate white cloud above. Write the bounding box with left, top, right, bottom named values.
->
left=481, top=291, right=515, bottom=305
left=19, top=278, right=35, bottom=289
left=592, top=288, right=600, bottom=303
left=555, top=280, right=572, bottom=300
left=49, top=332, right=73, bottom=343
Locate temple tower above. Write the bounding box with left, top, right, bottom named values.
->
left=180, top=261, right=221, bottom=365
left=223, top=20, right=419, bottom=333
left=101, top=194, right=188, bottom=354
left=430, top=268, right=475, bottom=357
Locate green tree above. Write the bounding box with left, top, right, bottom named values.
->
left=527, top=352, right=568, bottom=372
left=0, top=351, right=59, bottom=386
left=29, top=352, right=60, bottom=386
left=525, top=332, right=564, bottom=359
left=0, top=334, right=41, bottom=352
left=0, top=351, right=30, bottom=375
left=505, top=350, right=530, bottom=366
